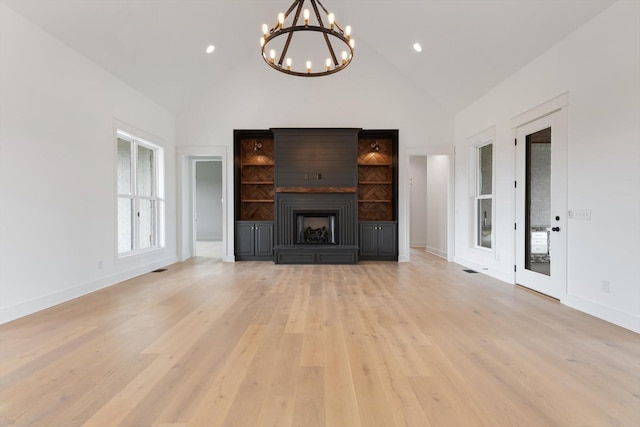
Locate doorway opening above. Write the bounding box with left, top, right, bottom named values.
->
left=408, top=153, right=452, bottom=260
left=194, top=160, right=223, bottom=259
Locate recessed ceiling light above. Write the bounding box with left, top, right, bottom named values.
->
left=206, top=45, right=215, bottom=54
left=413, top=43, right=422, bottom=53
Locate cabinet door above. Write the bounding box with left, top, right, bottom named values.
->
left=254, top=222, right=274, bottom=257
left=235, top=222, right=255, bottom=257
left=377, top=223, right=398, bottom=258
left=359, top=223, right=378, bottom=257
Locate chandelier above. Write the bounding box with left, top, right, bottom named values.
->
left=260, top=0, right=354, bottom=77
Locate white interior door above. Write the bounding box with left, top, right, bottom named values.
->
left=515, top=108, right=568, bottom=299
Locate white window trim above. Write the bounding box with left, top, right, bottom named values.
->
left=469, top=131, right=495, bottom=252
left=115, top=128, right=165, bottom=259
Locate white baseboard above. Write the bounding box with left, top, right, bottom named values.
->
left=453, top=256, right=514, bottom=284
left=425, top=246, right=447, bottom=259
left=562, top=294, right=640, bottom=333
left=0, top=256, right=178, bottom=325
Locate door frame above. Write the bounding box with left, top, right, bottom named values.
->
left=177, top=146, right=230, bottom=262
left=402, top=146, right=455, bottom=262
left=512, top=93, right=568, bottom=299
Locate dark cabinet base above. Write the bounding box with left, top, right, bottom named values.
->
left=359, top=222, right=398, bottom=261
left=275, top=245, right=359, bottom=264
left=235, top=221, right=274, bottom=261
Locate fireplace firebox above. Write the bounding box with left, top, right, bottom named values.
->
left=296, top=212, right=337, bottom=245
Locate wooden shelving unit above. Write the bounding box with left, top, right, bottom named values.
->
left=237, top=135, right=275, bottom=221
left=357, top=136, right=396, bottom=221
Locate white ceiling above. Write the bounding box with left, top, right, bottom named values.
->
left=1, top=0, right=618, bottom=114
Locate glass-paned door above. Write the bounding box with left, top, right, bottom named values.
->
left=515, top=109, right=567, bottom=299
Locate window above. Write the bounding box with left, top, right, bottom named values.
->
left=475, top=142, right=493, bottom=249
left=116, top=130, right=165, bottom=256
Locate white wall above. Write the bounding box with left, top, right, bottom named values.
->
left=178, top=40, right=454, bottom=262
left=453, top=0, right=640, bottom=332
left=0, top=4, right=177, bottom=323
left=195, top=161, right=223, bottom=241
left=426, top=155, right=449, bottom=258
left=409, top=157, right=428, bottom=247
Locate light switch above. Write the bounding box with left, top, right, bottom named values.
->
left=569, top=209, right=591, bottom=220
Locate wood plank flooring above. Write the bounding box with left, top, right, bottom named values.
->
left=1, top=250, right=639, bottom=426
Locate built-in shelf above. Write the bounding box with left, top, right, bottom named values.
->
left=235, top=129, right=398, bottom=261
left=236, top=133, right=275, bottom=221
left=357, top=136, right=396, bottom=221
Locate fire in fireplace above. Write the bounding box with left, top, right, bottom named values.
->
left=296, top=212, right=337, bottom=245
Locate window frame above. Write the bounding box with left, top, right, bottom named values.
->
left=116, top=129, right=165, bottom=258
left=473, top=138, right=495, bottom=251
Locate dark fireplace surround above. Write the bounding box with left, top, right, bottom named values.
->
left=273, top=128, right=360, bottom=264
left=275, top=193, right=358, bottom=263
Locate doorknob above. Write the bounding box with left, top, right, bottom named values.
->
left=552, top=227, right=560, bottom=232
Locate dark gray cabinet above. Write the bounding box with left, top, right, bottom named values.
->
left=359, top=222, right=397, bottom=260
left=235, top=221, right=273, bottom=260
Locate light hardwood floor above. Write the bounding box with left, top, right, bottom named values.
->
left=1, top=250, right=639, bottom=426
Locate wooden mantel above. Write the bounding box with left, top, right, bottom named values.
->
left=276, top=187, right=357, bottom=193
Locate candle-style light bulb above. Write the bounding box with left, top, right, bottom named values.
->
left=306, top=61, right=312, bottom=73
left=286, top=57, right=292, bottom=71
left=262, top=24, right=269, bottom=36
left=270, top=49, right=276, bottom=64
left=328, top=13, right=335, bottom=30
left=260, top=37, right=265, bottom=47
left=303, top=9, right=310, bottom=25
left=341, top=51, right=348, bottom=65
left=326, top=58, right=331, bottom=71
left=349, top=38, right=355, bottom=49
left=345, top=25, right=352, bottom=40
left=278, top=13, right=285, bottom=29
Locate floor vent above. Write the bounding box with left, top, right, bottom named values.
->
left=152, top=268, right=167, bottom=273
left=463, top=269, right=478, bottom=273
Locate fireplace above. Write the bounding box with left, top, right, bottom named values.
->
left=296, top=212, right=337, bottom=244
left=274, top=192, right=358, bottom=264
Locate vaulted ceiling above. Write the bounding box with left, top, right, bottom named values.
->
left=1, top=0, right=618, bottom=114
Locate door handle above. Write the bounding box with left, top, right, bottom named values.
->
left=551, top=227, right=560, bottom=232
